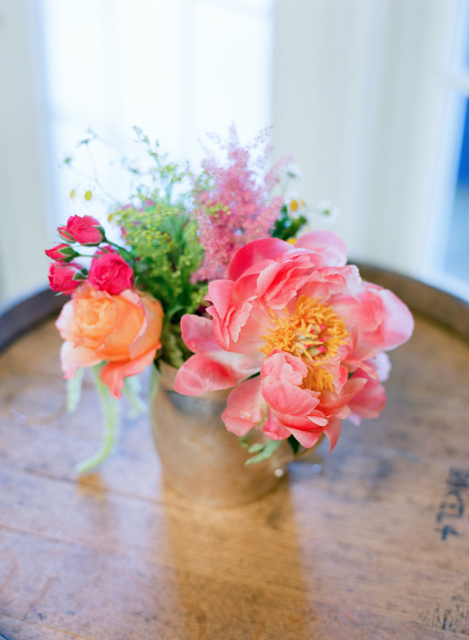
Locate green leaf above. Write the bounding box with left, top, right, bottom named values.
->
left=271, top=206, right=308, bottom=241
left=245, top=438, right=282, bottom=465
left=287, top=434, right=301, bottom=455
left=247, top=442, right=265, bottom=453
left=239, top=429, right=254, bottom=449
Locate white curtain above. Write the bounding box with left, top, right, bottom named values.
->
left=40, top=0, right=274, bottom=226
left=272, top=0, right=467, bottom=294
left=0, top=0, right=467, bottom=304
left=0, top=0, right=53, bottom=303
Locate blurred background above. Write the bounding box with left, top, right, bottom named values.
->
left=1, top=0, right=469, bottom=306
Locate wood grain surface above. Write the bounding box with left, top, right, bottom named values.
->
left=1, top=278, right=469, bottom=639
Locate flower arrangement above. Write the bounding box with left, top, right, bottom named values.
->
left=46, top=127, right=414, bottom=472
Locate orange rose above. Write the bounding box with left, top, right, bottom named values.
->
left=56, top=284, right=163, bottom=398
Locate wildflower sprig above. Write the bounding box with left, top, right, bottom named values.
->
left=109, top=135, right=206, bottom=368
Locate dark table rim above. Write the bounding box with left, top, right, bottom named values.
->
left=0, top=287, right=68, bottom=353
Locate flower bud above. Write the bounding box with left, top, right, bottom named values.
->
left=58, top=215, right=105, bottom=245
left=48, top=262, right=81, bottom=294
left=45, top=243, right=79, bottom=262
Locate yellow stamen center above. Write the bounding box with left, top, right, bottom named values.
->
left=260, top=296, right=349, bottom=393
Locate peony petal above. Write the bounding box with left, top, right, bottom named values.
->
left=320, top=377, right=367, bottom=412
left=347, top=374, right=387, bottom=419
left=374, top=351, right=391, bottom=382
left=262, top=377, right=319, bottom=416
left=322, top=417, right=343, bottom=451
left=181, top=314, right=222, bottom=354
left=228, top=237, right=292, bottom=281
left=374, top=288, right=414, bottom=351
left=286, top=427, right=324, bottom=449
left=174, top=354, right=241, bottom=396
left=221, top=377, right=265, bottom=436
left=261, top=350, right=308, bottom=380
left=180, top=314, right=261, bottom=382
left=278, top=412, right=328, bottom=429
left=296, top=230, right=347, bottom=266
left=262, top=411, right=291, bottom=440
left=206, top=280, right=236, bottom=320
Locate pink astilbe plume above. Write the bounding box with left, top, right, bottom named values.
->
left=192, top=126, right=285, bottom=282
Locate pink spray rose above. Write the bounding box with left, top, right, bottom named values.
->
left=45, top=243, right=79, bottom=262
left=88, top=252, right=134, bottom=295
left=58, top=215, right=104, bottom=245
left=175, top=230, right=414, bottom=451
left=48, top=262, right=81, bottom=295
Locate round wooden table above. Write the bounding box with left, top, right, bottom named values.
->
left=1, top=269, right=469, bottom=640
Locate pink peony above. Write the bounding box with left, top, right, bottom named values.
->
left=175, top=230, right=414, bottom=451
left=88, top=253, right=133, bottom=295
left=58, top=215, right=104, bottom=245
left=48, top=262, right=81, bottom=294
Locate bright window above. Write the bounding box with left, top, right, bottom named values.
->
left=40, top=0, right=274, bottom=224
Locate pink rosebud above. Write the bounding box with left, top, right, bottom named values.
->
left=48, top=262, right=81, bottom=294
left=88, top=253, right=133, bottom=295
left=59, top=215, right=104, bottom=245
left=57, top=226, right=74, bottom=242
left=45, top=243, right=79, bottom=262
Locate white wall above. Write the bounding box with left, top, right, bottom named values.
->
left=272, top=0, right=466, bottom=284
left=0, top=0, right=54, bottom=304
left=0, top=0, right=274, bottom=306
left=40, top=0, right=274, bottom=229
left=1, top=0, right=468, bottom=305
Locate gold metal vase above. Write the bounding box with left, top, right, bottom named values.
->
left=150, top=362, right=293, bottom=506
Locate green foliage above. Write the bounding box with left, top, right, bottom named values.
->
left=239, top=429, right=255, bottom=449
left=159, top=320, right=194, bottom=369
left=76, top=365, right=120, bottom=474
left=132, top=127, right=194, bottom=206
left=109, top=131, right=207, bottom=332
left=287, top=434, right=301, bottom=455
left=271, top=203, right=308, bottom=241
left=108, top=131, right=209, bottom=369
left=244, top=438, right=282, bottom=465
left=112, top=200, right=206, bottom=323
left=240, top=428, right=284, bottom=464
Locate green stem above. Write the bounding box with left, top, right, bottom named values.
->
left=75, top=366, right=120, bottom=475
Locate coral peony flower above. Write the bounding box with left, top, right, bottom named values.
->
left=58, top=215, right=104, bottom=245
left=88, top=252, right=134, bottom=295
left=48, top=262, right=81, bottom=294
left=56, top=284, right=163, bottom=398
left=175, top=230, right=413, bottom=451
